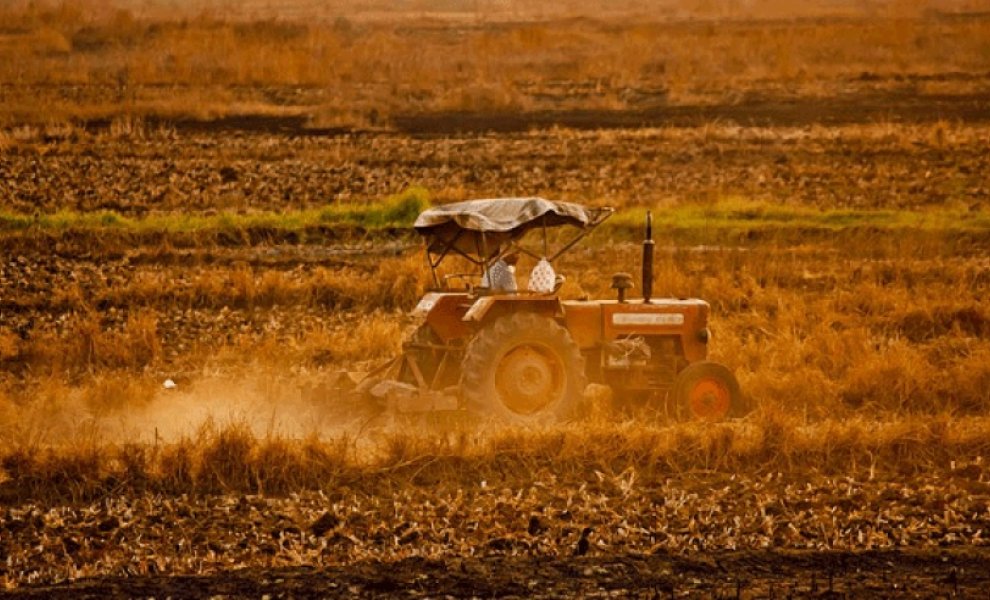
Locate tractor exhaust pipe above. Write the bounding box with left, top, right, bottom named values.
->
left=642, top=210, right=654, bottom=304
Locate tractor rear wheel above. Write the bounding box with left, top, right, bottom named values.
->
left=460, top=313, right=586, bottom=424
left=670, top=361, right=747, bottom=421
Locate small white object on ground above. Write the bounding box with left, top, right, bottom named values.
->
left=163, top=379, right=177, bottom=389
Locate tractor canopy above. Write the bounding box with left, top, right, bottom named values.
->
left=415, top=197, right=612, bottom=260
left=414, top=197, right=612, bottom=292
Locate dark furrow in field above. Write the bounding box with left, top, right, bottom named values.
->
left=393, top=92, right=990, bottom=133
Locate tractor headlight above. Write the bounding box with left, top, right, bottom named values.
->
left=697, top=328, right=710, bottom=343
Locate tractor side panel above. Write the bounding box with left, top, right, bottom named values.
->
left=462, top=296, right=563, bottom=326
left=420, top=293, right=473, bottom=342
left=561, top=302, right=602, bottom=350
left=602, top=302, right=709, bottom=362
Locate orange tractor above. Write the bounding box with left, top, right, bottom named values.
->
left=351, top=197, right=747, bottom=424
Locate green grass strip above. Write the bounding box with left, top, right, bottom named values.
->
left=0, top=186, right=433, bottom=234
left=1, top=191, right=987, bottom=236
left=609, top=199, right=990, bottom=233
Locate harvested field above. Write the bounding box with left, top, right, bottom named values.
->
left=1, top=0, right=990, bottom=596
left=3, top=122, right=990, bottom=216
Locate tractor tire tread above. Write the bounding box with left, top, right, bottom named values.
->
left=460, top=312, right=585, bottom=424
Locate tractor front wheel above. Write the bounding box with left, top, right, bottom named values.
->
left=460, top=313, right=586, bottom=424
left=670, top=361, right=747, bottom=421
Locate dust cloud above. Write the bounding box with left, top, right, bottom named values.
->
left=2, top=374, right=372, bottom=447
left=117, top=377, right=339, bottom=443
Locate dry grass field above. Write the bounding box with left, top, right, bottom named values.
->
left=1, top=0, right=989, bottom=129
left=1, top=0, right=990, bottom=596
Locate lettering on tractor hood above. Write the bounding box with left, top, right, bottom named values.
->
left=612, top=312, right=685, bottom=326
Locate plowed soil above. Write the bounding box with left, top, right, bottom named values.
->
left=3, top=466, right=990, bottom=597
left=3, top=94, right=988, bottom=217
left=9, top=549, right=990, bottom=598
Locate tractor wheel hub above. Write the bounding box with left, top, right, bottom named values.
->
left=494, top=345, right=563, bottom=415
left=688, top=378, right=731, bottom=421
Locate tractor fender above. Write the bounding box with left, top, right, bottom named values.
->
left=462, top=296, right=564, bottom=324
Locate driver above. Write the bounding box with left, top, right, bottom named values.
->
left=482, top=251, right=519, bottom=292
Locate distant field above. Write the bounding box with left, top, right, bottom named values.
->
left=0, top=2, right=988, bottom=128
